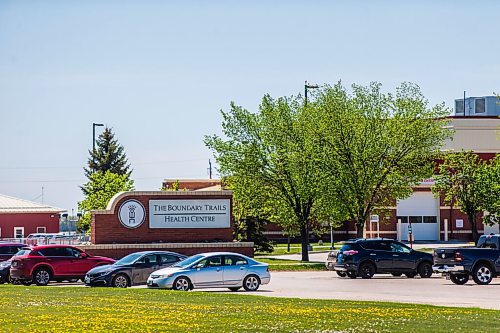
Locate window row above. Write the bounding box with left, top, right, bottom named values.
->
left=397, top=216, right=437, bottom=224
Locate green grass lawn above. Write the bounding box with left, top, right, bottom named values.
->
left=256, top=242, right=338, bottom=256
left=0, top=285, right=498, bottom=332
left=256, top=257, right=326, bottom=271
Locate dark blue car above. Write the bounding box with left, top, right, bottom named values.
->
left=84, top=251, right=187, bottom=288
left=327, top=238, right=433, bottom=279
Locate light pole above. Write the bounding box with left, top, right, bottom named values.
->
left=92, top=123, right=104, bottom=170
left=304, top=81, right=319, bottom=107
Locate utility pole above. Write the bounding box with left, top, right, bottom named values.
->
left=305, top=81, right=319, bottom=107
left=92, top=123, right=104, bottom=171
left=41, top=186, right=44, bottom=204
left=463, top=91, right=466, bottom=116
left=208, top=159, right=212, bottom=179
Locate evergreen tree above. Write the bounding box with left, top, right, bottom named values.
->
left=84, top=127, right=132, bottom=179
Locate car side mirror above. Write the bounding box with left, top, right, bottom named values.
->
left=192, top=263, right=203, bottom=270
left=80, top=252, right=88, bottom=259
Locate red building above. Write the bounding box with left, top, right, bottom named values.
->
left=0, top=194, right=64, bottom=239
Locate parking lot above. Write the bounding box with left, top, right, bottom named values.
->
left=245, top=271, right=500, bottom=310
left=49, top=271, right=499, bottom=310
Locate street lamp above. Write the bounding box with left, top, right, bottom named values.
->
left=92, top=123, right=104, bottom=170
left=304, top=81, right=319, bottom=107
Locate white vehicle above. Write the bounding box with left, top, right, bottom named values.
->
left=147, top=252, right=270, bottom=292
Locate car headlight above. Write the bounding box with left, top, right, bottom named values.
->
left=0, top=263, right=9, bottom=269
left=151, top=273, right=174, bottom=279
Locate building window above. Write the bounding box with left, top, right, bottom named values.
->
left=14, top=227, right=24, bottom=239
left=475, top=98, right=485, bottom=113
left=397, top=216, right=408, bottom=223
left=423, top=216, right=437, bottom=223
left=37, top=227, right=47, bottom=233
left=409, top=216, right=423, bottom=224
left=455, top=100, right=464, bottom=114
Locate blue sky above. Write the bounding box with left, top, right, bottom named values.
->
left=0, top=0, right=499, bottom=212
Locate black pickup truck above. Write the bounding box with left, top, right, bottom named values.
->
left=433, top=234, right=500, bottom=285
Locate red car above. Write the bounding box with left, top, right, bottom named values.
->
left=10, top=245, right=115, bottom=286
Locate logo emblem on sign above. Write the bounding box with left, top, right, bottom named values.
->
left=118, top=200, right=145, bottom=229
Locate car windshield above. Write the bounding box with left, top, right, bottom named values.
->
left=172, top=254, right=204, bottom=268
left=114, top=253, right=144, bottom=265
left=15, top=249, right=31, bottom=256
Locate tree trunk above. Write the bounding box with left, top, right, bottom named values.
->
left=469, top=213, right=479, bottom=245
left=355, top=216, right=365, bottom=238
left=300, top=222, right=310, bottom=262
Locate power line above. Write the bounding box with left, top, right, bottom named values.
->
left=0, top=158, right=207, bottom=170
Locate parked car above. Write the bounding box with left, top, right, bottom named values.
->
left=327, top=238, right=434, bottom=279
left=0, top=248, right=32, bottom=284
left=0, top=259, right=12, bottom=284
left=10, top=245, right=115, bottom=286
left=147, top=252, right=270, bottom=291
left=0, top=243, right=26, bottom=262
left=433, top=234, right=500, bottom=285
left=84, top=251, right=187, bottom=288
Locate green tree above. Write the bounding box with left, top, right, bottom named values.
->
left=228, top=177, right=274, bottom=253
left=205, top=96, right=338, bottom=261
left=479, top=155, right=500, bottom=227
left=78, top=171, right=135, bottom=232
left=84, top=127, right=132, bottom=180
left=308, top=82, right=451, bottom=238
left=234, top=216, right=273, bottom=253
left=433, top=151, right=500, bottom=243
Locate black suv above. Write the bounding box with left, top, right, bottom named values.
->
left=326, top=239, right=433, bottom=279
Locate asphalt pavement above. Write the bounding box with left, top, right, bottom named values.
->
left=243, top=271, right=500, bottom=310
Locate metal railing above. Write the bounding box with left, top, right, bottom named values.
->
left=0, top=234, right=90, bottom=246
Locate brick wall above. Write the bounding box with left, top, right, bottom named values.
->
left=91, top=191, right=233, bottom=244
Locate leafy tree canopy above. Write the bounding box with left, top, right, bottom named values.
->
left=206, top=96, right=339, bottom=261
left=308, top=82, right=452, bottom=237
left=78, top=171, right=135, bottom=232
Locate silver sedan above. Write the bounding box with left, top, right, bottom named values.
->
left=147, top=252, right=270, bottom=291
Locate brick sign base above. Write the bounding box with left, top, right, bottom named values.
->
left=89, top=191, right=254, bottom=257
left=91, top=191, right=234, bottom=244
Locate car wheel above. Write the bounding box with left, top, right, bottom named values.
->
left=359, top=263, right=375, bottom=279
left=336, top=271, right=347, bottom=278
left=391, top=272, right=402, bottom=277
left=243, top=275, right=260, bottom=291
left=346, top=271, right=357, bottom=279
left=472, top=263, right=493, bottom=285
left=228, top=287, right=241, bottom=292
left=405, top=272, right=416, bottom=278
left=9, top=276, right=20, bottom=285
left=173, top=277, right=191, bottom=291
left=418, top=262, right=433, bottom=278
left=112, top=274, right=129, bottom=288
left=450, top=274, right=469, bottom=285
left=34, top=268, right=51, bottom=286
